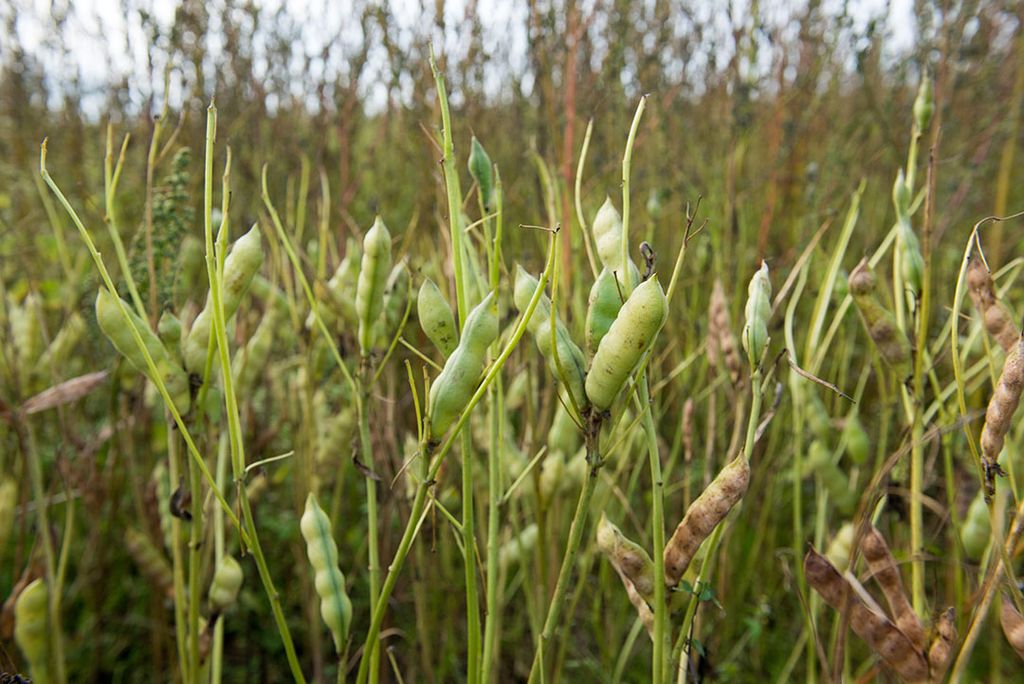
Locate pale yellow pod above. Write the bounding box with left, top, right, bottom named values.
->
left=356, top=216, right=392, bottom=353
left=585, top=277, right=668, bottom=411
left=0, top=476, right=17, bottom=550
left=592, top=196, right=623, bottom=270
left=596, top=513, right=655, bottom=602
left=14, top=578, right=51, bottom=684
left=209, top=555, right=244, bottom=612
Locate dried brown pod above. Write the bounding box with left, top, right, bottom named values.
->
left=980, top=336, right=1024, bottom=497
left=849, top=259, right=912, bottom=379
left=967, top=257, right=1018, bottom=352
left=664, top=456, right=750, bottom=587
left=859, top=526, right=926, bottom=650
left=708, top=279, right=743, bottom=386
left=804, top=548, right=929, bottom=682
left=613, top=564, right=655, bottom=638
left=597, top=514, right=655, bottom=601
left=927, top=607, right=956, bottom=679
left=1001, top=595, right=1024, bottom=659
left=124, top=527, right=175, bottom=599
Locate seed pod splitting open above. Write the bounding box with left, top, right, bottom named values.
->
left=585, top=276, right=668, bottom=411
left=300, top=493, right=353, bottom=654
left=356, top=216, right=392, bottom=354
left=14, top=578, right=51, bottom=684
left=513, top=266, right=588, bottom=410
left=182, top=224, right=265, bottom=374
left=418, top=277, right=458, bottom=357
left=803, top=548, right=929, bottom=682
left=96, top=288, right=191, bottom=414
left=428, top=291, right=498, bottom=439
left=664, top=456, right=750, bottom=586
left=597, top=513, right=655, bottom=602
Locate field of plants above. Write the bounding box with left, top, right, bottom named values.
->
left=2, top=1, right=1024, bottom=682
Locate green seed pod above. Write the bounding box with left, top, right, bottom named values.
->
left=825, top=522, right=856, bottom=572
left=499, top=523, right=539, bottom=570
left=176, top=235, right=207, bottom=300
left=125, top=527, right=174, bottom=599
left=157, top=311, right=182, bottom=348
left=538, top=452, right=566, bottom=503
left=208, top=555, right=244, bottom=612
left=513, top=266, right=588, bottom=410
left=586, top=268, right=622, bottom=356
left=250, top=274, right=290, bottom=314
left=843, top=413, right=870, bottom=465
left=428, top=292, right=498, bottom=439
left=10, top=292, right=41, bottom=371
left=321, top=239, right=362, bottom=327
left=35, top=311, right=85, bottom=376
left=96, top=288, right=191, bottom=415
left=592, top=197, right=623, bottom=270
left=231, top=306, right=282, bottom=396
left=418, top=277, right=458, bottom=357
left=892, top=169, right=911, bottom=219
left=356, top=217, right=392, bottom=353
left=382, top=261, right=410, bottom=338
left=807, top=440, right=856, bottom=515
left=468, top=136, right=494, bottom=209
left=960, top=492, right=991, bottom=562
left=848, top=259, right=912, bottom=379
left=0, top=476, right=16, bottom=550
left=896, top=214, right=924, bottom=297
left=300, top=493, right=353, bottom=654
left=585, top=277, right=668, bottom=411
left=741, top=261, right=772, bottom=368
left=14, top=578, right=51, bottom=684
left=547, top=396, right=581, bottom=458
left=913, top=75, right=934, bottom=132
left=597, top=513, right=656, bottom=602
left=182, top=224, right=265, bottom=374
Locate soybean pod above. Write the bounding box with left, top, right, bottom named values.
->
left=300, top=493, right=353, bottom=654
left=418, top=277, right=458, bottom=357
left=356, top=216, right=392, bottom=354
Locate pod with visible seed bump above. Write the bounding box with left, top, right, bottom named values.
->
left=585, top=277, right=667, bottom=411
left=356, top=217, right=392, bottom=353
left=208, top=555, right=244, bottom=613
left=428, top=292, right=498, bottom=439
left=585, top=268, right=622, bottom=357
left=14, top=578, right=51, bottom=684
left=928, top=607, right=955, bottom=678
left=597, top=513, right=655, bottom=602
left=300, top=493, right=353, bottom=653
left=967, top=257, right=1017, bottom=352
left=418, top=277, right=458, bottom=357
left=825, top=522, right=855, bottom=572
left=708, top=278, right=742, bottom=385
left=859, top=526, right=926, bottom=650
left=182, top=224, right=265, bottom=374
left=514, top=266, right=587, bottom=410
left=664, top=456, right=750, bottom=586
left=741, top=261, right=772, bottom=367
left=849, top=258, right=912, bottom=379
left=96, top=288, right=191, bottom=414
left=980, top=336, right=1024, bottom=496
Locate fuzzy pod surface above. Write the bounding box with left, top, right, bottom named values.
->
left=585, top=276, right=667, bottom=411
left=356, top=216, right=392, bottom=354
left=664, top=456, right=750, bottom=586
left=980, top=338, right=1024, bottom=477
left=182, top=224, right=265, bottom=374
left=209, top=555, right=244, bottom=612
left=418, top=277, right=458, bottom=357
left=14, top=578, right=51, bottom=683
left=300, top=493, right=353, bottom=653
left=96, top=288, right=191, bottom=414
left=428, top=291, right=498, bottom=439
left=513, top=266, right=588, bottom=410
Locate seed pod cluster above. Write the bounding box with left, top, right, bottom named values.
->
left=300, top=493, right=353, bottom=654
left=708, top=278, right=743, bottom=385
left=804, top=548, right=928, bottom=682
left=355, top=216, right=392, bottom=354
left=741, top=262, right=772, bottom=367
left=597, top=514, right=655, bottom=602
left=208, top=555, right=244, bottom=613
left=967, top=256, right=1018, bottom=352
left=664, top=456, right=750, bottom=587
left=849, top=258, right=912, bottom=379
left=428, top=292, right=498, bottom=440
left=96, top=288, right=192, bottom=414
left=513, top=266, right=588, bottom=411
left=14, top=578, right=51, bottom=684
left=585, top=277, right=668, bottom=411
left=418, top=277, right=458, bottom=357
left=182, top=224, right=265, bottom=374
left=1000, top=595, right=1024, bottom=659
left=980, top=336, right=1024, bottom=496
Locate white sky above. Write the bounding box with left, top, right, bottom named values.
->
left=6, top=0, right=917, bottom=114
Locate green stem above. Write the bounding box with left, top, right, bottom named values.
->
left=167, top=419, right=189, bottom=682
left=211, top=434, right=229, bottom=684
left=357, top=372, right=382, bottom=684
left=187, top=437, right=202, bottom=680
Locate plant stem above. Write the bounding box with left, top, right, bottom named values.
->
left=357, top=370, right=382, bottom=684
